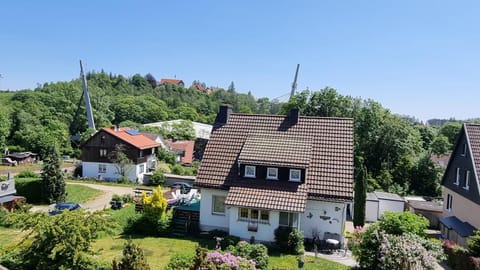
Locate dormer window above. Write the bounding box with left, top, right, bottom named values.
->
left=266, top=167, right=278, bottom=180
left=245, top=165, right=256, bottom=178
left=455, top=168, right=460, bottom=185
left=464, top=170, right=470, bottom=190
left=462, top=143, right=467, bottom=156
left=289, top=169, right=301, bottom=182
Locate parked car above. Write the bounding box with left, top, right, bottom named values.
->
left=169, top=182, right=193, bottom=191
left=49, top=202, right=82, bottom=216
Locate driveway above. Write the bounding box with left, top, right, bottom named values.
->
left=30, top=182, right=134, bottom=212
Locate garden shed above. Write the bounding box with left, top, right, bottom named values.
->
left=365, top=191, right=405, bottom=222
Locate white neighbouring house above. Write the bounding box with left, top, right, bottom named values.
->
left=195, top=106, right=354, bottom=243
left=81, top=127, right=160, bottom=183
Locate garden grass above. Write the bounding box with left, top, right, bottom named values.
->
left=268, top=254, right=351, bottom=270
left=65, top=184, right=103, bottom=203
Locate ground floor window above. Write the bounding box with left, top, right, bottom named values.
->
left=98, top=164, right=106, bottom=173
left=212, top=195, right=226, bottom=215
left=279, top=212, right=298, bottom=227
left=238, top=208, right=269, bottom=224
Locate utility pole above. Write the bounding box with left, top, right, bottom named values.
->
left=290, top=64, right=300, bottom=100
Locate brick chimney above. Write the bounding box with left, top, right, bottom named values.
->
left=290, top=108, right=300, bottom=124
left=214, top=105, right=233, bottom=126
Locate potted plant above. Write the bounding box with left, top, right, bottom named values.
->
left=297, top=254, right=305, bottom=268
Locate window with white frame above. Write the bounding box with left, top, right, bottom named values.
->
left=289, top=169, right=301, bottom=182
left=455, top=168, right=460, bottom=185
left=212, top=196, right=226, bottom=215
left=462, top=143, right=467, bottom=156
left=139, top=151, right=144, bottom=158
left=279, top=212, right=299, bottom=227
left=98, top=164, right=106, bottom=173
left=139, top=164, right=145, bottom=173
left=446, top=194, right=453, bottom=211
left=99, top=149, right=108, bottom=157
left=238, top=208, right=269, bottom=224
left=464, top=170, right=470, bottom=190
left=244, top=165, right=256, bottom=178
left=266, top=167, right=278, bottom=180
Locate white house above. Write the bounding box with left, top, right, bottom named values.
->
left=195, top=106, right=354, bottom=243
left=81, top=127, right=160, bottom=183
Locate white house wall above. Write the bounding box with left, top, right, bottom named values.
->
left=366, top=200, right=379, bottom=222
left=228, top=207, right=280, bottom=242
left=301, top=200, right=346, bottom=239
left=82, top=161, right=144, bottom=183
left=199, top=189, right=229, bottom=231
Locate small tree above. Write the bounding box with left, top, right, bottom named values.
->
left=112, top=239, right=151, bottom=270
left=109, top=144, right=133, bottom=178
left=354, top=158, right=367, bottom=227
left=41, top=145, right=66, bottom=203
left=468, top=230, right=480, bottom=257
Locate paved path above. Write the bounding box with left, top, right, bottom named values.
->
left=31, top=182, right=134, bottom=212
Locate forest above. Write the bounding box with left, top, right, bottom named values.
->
left=0, top=71, right=471, bottom=197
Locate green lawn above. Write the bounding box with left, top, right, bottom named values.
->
left=66, top=184, right=103, bottom=203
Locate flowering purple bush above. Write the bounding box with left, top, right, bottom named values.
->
left=206, top=250, right=256, bottom=270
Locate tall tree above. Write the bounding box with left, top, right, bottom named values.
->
left=144, top=73, right=157, bottom=88
left=439, top=121, right=462, bottom=145
left=109, top=144, right=133, bottom=177
left=354, top=158, right=367, bottom=227
left=227, top=81, right=235, bottom=92
left=41, top=146, right=66, bottom=203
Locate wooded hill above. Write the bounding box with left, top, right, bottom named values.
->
left=0, top=72, right=469, bottom=196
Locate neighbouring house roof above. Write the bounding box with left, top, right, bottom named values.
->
left=439, top=215, right=476, bottom=237
left=372, top=191, right=405, bottom=202
left=431, top=154, right=450, bottom=168
left=141, top=133, right=170, bottom=149
left=144, top=120, right=213, bottom=140
left=6, top=152, right=37, bottom=159
left=408, top=200, right=443, bottom=212
left=160, top=78, right=184, bottom=85
left=191, top=84, right=206, bottom=91
left=166, top=139, right=194, bottom=164
left=196, top=107, right=354, bottom=212
left=101, top=127, right=160, bottom=150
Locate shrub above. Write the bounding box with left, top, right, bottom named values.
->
left=16, top=171, right=37, bottom=178
left=73, top=164, right=82, bottom=177
left=288, top=229, right=305, bottom=255
left=378, top=211, right=429, bottom=237
left=112, top=239, right=151, bottom=270
left=227, top=241, right=269, bottom=269
left=221, top=235, right=240, bottom=250
left=274, top=226, right=293, bottom=253
left=443, top=240, right=480, bottom=270
left=165, top=253, right=193, bottom=270
left=170, top=164, right=186, bottom=175
left=111, top=194, right=133, bottom=203
left=117, top=176, right=131, bottom=184
left=15, top=178, right=43, bottom=204
left=469, top=230, right=480, bottom=257
left=149, top=169, right=166, bottom=186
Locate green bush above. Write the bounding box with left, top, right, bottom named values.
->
left=378, top=211, right=429, bottom=237
left=221, top=235, right=240, bottom=250
left=117, top=176, right=131, bottom=184
left=165, top=253, right=193, bottom=270
left=15, top=178, right=43, bottom=204
left=274, top=226, right=293, bottom=253
left=149, top=170, right=166, bottom=186
left=16, top=171, right=37, bottom=178
left=226, top=241, right=269, bottom=269
left=111, top=194, right=133, bottom=203
left=444, top=240, right=480, bottom=270
left=469, top=230, right=480, bottom=257
left=288, top=229, right=305, bottom=255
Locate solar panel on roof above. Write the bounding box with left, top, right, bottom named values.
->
left=125, top=129, right=140, bottom=136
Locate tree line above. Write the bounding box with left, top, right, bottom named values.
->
left=0, top=72, right=470, bottom=196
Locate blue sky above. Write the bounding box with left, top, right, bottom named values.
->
left=1, top=1, right=479, bottom=121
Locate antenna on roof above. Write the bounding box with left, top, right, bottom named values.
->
left=290, top=64, right=300, bottom=100
left=80, top=60, right=96, bottom=131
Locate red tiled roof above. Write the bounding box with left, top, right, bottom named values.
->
left=225, top=184, right=308, bottom=212
left=196, top=111, right=354, bottom=206
left=465, top=124, right=480, bottom=178
left=166, top=139, right=194, bottom=164
left=160, top=78, right=183, bottom=85
left=102, top=127, right=160, bottom=150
